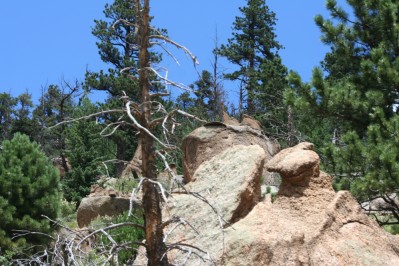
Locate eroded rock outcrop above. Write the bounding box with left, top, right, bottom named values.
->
left=121, top=140, right=142, bottom=178
left=76, top=185, right=137, bottom=228
left=135, top=142, right=399, bottom=265
left=222, top=142, right=399, bottom=265
left=182, top=123, right=279, bottom=185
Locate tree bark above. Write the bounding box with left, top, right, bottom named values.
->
left=137, top=0, right=169, bottom=265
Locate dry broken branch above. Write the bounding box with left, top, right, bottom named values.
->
left=147, top=67, right=194, bottom=92
left=150, top=34, right=200, bottom=67
left=77, top=222, right=146, bottom=248
left=125, top=100, right=175, bottom=150
left=48, top=109, right=125, bottom=129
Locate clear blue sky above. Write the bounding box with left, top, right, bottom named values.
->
left=0, top=1, right=346, bottom=105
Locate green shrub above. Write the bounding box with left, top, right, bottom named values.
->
left=91, top=210, right=145, bottom=264
left=108, top=177, right=139, bottom=195
left=0, top=133, right=61, bottom=256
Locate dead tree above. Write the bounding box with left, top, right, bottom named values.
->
left=49, top=1, right=205, bottom=264
left=121, top=1, right=202, bottom=264
left=135, top=1, right=169, bottom=264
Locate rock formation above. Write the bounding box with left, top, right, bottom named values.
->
left=223, top=142, right=399, bottom=265
left=134, top=144, right=266, bottom=265
left=121, top=140, right=142, bottom=178
left=52, top=156, right=71, bottom=179
left=76, top=185, right=140, bottom=228
left=182, top=122, right=280, bottom=185
left=222, top=111, right=240, bottom=126
left=135, top=142, right=399, bottom=265
left=241, top=114, right=262, bottom=130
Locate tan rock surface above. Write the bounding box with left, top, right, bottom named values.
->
left=76, top=196, right=131, bottom=228
left=136, top=142, right=399, bottom=265
left=241, top=114, right=262, bottom=130
left=135, top=145, right=266, bottom=265
left=222, top=111, right=240, bottom=126
left=76, top=185, right=137, bottom=228
left=182, top=123, right=279, bottom=185
left=222, top=143, right=399, bottom=265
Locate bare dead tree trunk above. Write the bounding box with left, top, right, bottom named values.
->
left=287, top=105, right=294, bottom=147
left=239, top=80, right=244, bottom=120
left=59, top=83, right=78, bottom=175
left=137, top=0, right=169, bottom=265
left=212, top=29, right=225, bottom=121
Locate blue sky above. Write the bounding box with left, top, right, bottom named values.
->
left=0, top=1, right=345, bottom=105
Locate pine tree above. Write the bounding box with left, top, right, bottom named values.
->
left=287, top=0, right=399, bottom=224
left=63, top=98, right=116, bottom=205
left=85, top=0, right=166, bottom=176
left=32, top=85, right=74, bottom=157
left=0, top=133, right=60, bottom=255
left=0, top=93, right=17, bottom=142
left=11, top=93, right=35, bottom=138
left=218, top=0, right=287, bottom=117
left=218, top=0, right=289, bottom=141
left=86, top=0, right=141, bottom=99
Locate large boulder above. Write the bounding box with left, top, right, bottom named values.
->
left=77, top=197, right=130, bottom=228
left=134, top=144, right=266, bottom=265
left=76, top=185, right=140, bottom=228
left=222, top=142, right=399, bottom=265
left=182, top=123, right=280, bottom=185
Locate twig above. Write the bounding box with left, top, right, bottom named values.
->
left=129, top=178, right=146, bottom=216
left=77, top=222, right=145, bottom=247
left=150, top=35, right=200, bottom=67
left=126, top=100, right=174, bottom=150
left=48, top=109, right=125, bottom=129
left=146, top=67, right=195, bottom=92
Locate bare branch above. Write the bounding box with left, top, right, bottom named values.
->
left=77, top=222, right=146, bottom=247
left=162, top=216, right=200, bottom=243
left=147, top=67, right=195, bottom=92
left=146, top=178, right=169, bottom=203
left=163, top=242, right=213, bottom=264
left=156, top=150, right=184, bottom=191
left=149, top=108, right=206, bottom=128
left=150, top=35, right=200, bottom=67
left=11, top=230, right=55, bottom=240
left=112, top=18, right=140, bottom=31
left=151, top=41, right=181, bottom=65
left=100, top=121, right=125, bottom=137
left=125, top=100, right=174, bottom=149
left=129, top=177, right=146, bottom=216
left=48, top=109, right=124, bottom=129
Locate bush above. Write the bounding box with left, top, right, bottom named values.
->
left=0, top=133, right=61, bottom=256
left=91, top=210, right=145, bottom=264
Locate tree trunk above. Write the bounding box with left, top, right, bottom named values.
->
left=115, top=141, right=127, bottom=177
left=137, top=0, right=169, bottom=265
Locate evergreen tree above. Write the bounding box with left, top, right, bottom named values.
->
left=0, top=93, right=17, bottom=142
left=63, top=98, right=116, bottom=205
left=218, top=0, right=289, bottom=141
left=219, top=0, right=287, bottom=116
left=287, top=0, right=399, bottom=224
left=11, top=92, right=35, bottom=138
left=0, top=133, right=60, bottom=255
left=86, top=0, right=140, bottom=99
left=85, top=0, right=167, bottom=176
left=32, top=85, right=74, bottom=157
